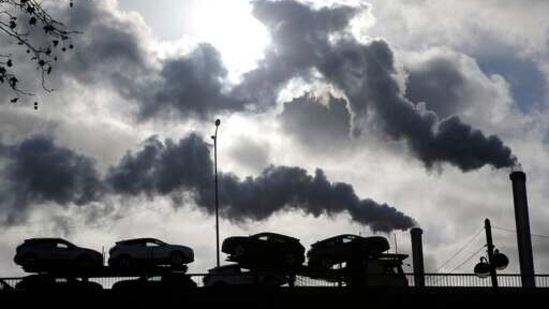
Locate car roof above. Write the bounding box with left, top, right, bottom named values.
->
left=251, top=232, right=300, bottom=242
left=310, top=234, right=370, bottom=247
left=23, top=238, right=71, bottom=244
left=115, top=238, right=163, bottom=245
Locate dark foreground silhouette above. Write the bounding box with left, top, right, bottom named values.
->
left=1, top=284, right=548, bottom=309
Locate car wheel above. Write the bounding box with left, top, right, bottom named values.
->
left=117, top=255, right=132, bottom=268
left=169, top=252, right=184, bottom=266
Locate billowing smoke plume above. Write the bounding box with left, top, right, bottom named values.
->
left=217, top=167, right=414, bottom=232
left=0, top=135, right=104, bottom=225
left=107, top=134, right=415, bottom=232
left=0, top=133, right=415, bottom=232
left=242, top=0, right=516, bottom=171
left=46, top=1, right=515, bottom=170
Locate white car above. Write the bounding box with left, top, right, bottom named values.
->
left=203, top=264, right=290, bottom=287
left=108, top=238, right=194, bottom=268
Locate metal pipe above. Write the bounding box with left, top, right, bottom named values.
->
left=484, top=218, right=498, bottom=288
left=213, top=119, right=221, bottom=268
left=510, top=171, right=535, bottom=288
left=410, top=227, right=425, bottom=287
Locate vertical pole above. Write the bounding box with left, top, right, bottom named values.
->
left=410, top=228, right=425, bottom=287
left=485, top=218, right=498, bottom=288
left=510, top=171, right=536, bottom=287
left=214, top=119, right=221, bottom=268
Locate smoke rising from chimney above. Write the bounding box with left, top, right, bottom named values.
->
left=240, top=0, right=517, bottom=171
left=0, top=134, right=415, bottom=232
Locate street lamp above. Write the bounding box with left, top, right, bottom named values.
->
left=212, top=119, right=221, bottom=268
left=474, top=218, right=509, bottom=287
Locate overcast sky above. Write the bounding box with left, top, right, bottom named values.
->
left=1, top=0, right=549, bottom=278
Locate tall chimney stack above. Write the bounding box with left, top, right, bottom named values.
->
left=410, top=227, right=425, bottom=287
left=510, top=170, right=535, bottom=287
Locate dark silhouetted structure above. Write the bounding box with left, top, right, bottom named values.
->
left=410, top=227, right=425, bottom=287
left=510, top=171, right=535, bottom=287
left=213, top=119, right=221, bottom=268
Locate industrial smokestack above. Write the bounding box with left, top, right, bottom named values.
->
left=510, top=170, right=535, bottom=288
left=410, top=227, right=425, bottom=287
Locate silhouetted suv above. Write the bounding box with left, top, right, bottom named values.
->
left=307, top=234, right=389, bottom=269
left=108, top=238, right=194, bottom=268
left=13, top=238, right=103, bottom=272
left=222, top=232, right=305, bottom=269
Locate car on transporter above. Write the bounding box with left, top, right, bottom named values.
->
left=307, top=234, right=390, bottom=269
left=108, top=238, right=194, bottom=269
left=13, top=238, right=103, bottom=272
left=222, top=232, right=305, bottom=270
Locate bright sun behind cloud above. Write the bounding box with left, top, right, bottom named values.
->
left=185, top=0, right=271, bottom=81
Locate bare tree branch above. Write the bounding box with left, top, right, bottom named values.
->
left=0, top=0, right=80, bottom=106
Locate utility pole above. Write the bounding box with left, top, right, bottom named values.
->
left=212, top=119, right=221, bottom=268
left=485, top=218, right=498, bottom=288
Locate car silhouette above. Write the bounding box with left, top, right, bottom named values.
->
left=203, top=264, right=290, bottom=287
left=307, top=234, right=390, bottom=269
left=222, top=232, right=305, bottom=269
left=108, top=238, right=194, bottom=269
left=15, top=274, right=103, bottom=293
left=13, top=238, right=103, bottom=272
left=111, top=273, right=197, bottom=294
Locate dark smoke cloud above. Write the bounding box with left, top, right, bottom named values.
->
left=243, top=0, right=517, bottom=171
left=279, top=93, right=351, bottom=150
left=52, top=1, right=243, bottom=119
left=143, top=44, right=244, bottom=119
left=105, top=134, right=414, bottom=232
left=405, top=56, right=469, bottom=118
left=231, top=1, right=359, bottom=106
left=37, top=0, right=516, bottom=171
left=106, top=133, right=213, bottom=197
left=0, top=135, right=104, bottom=224
left=0, top=130, right=414, bottom=231
left=218, top=167, right=414, bottom=232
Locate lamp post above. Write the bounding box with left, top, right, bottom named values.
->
left=474, top=218, right=509, bottom=287
left=212, top=119, right=221, bottom=268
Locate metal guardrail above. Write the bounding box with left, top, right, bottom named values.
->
left=3, top=273, right=549, bottom=290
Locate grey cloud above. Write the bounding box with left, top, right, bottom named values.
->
left=405, top=56, right=468, bottom=118
left=279, top=93, right=351, bottom=150
left=143, top=44, right=244, bottom=119
left=227, top=138, right=271, bottom=173
left=231, top=0, right=359, bottom=106
left=0, top=135, right=104, bottom=224
left=107, top=133, right=414, bottom=232
left=52, top=1, right=242, bottom=119
left=246, top=0, right=516, bottom=171
left=0, top=132, right=414, bottom=231
left=218, top=167, right=415, bottom=232
left=106, top=133, right=213, bottom=197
